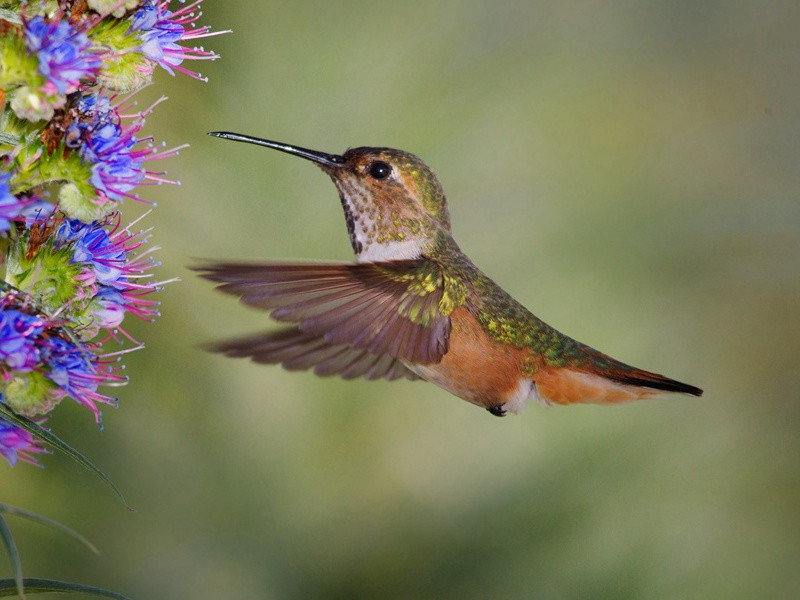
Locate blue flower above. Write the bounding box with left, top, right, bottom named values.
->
left=0, top=417, right=46, bottom=466
left=0, top=310, right=45, bottom=372
left=0, top=172, right=30, bottom=232
left=45, top=338, right=95, bottom=393
left=55, top=219, right=125, bottom=286
left=65, top=93, right=146, bottom=202
left=131, top=2, right=159, bottom=32
left=92, top=288, right=126, bottom=330
left=24, top=16, right=100, bottom=96
left=0, top=295, right=123, bottom=424
left=50, top=214, right=163, bottom=335
left=43, top=337, right=118, bottom=423
left=132, top=1, right=222, bottom=81
left=65, top=94, right=114, bottom=153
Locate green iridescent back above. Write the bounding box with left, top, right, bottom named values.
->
left=429, top=232, right=589, bottom=372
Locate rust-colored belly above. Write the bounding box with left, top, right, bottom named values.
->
left=406, top=307, right=528, bottom=410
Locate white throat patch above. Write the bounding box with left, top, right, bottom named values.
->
left=357, top=239, right=425, bottom=262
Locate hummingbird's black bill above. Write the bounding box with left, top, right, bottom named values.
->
left=208, top=132, right=346, bottom=168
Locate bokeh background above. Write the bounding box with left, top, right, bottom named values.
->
left=2, top=1, right=799, bottom=598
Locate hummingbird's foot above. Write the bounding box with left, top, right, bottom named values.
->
left=487, top=405, right=507, bottom=417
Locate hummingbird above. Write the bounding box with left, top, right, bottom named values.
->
left=194, top=132, right=702, bottom=416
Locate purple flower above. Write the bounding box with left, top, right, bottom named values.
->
left=43, top=338, right=120, bottom=424
left=93, top=289, right=126, bottom=330
left=85, top=121, right=145, bottom=202
left=0, top=297, right=123, bottom=425
left=0, top=310, right=45, bottom=372
left=0, top=171, right=35, bottom=232
left=65, top=97, right=143, bottom=202
left=0, top=172, right=39, bottom=233
left=101, top=215, right=165, bottom=326
left=64, top=93, right=114, bottom=146
left=24, top=16, right=100, bottom=96
left=0, top=417, right=46, bottom=466
left=132, top=1, right=224, bottom=81
left=131, top=3, right=159, bottom=32
left=56, top=219, right=126, bottom=285
left=65, top=92, right=183, bottom=206
left=53, top=215, right=163, bottom=339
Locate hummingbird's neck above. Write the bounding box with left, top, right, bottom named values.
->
left=336, top=191, right=440, bottom=263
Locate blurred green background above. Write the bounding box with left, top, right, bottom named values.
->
left=2, top=1, right=799, bottom=598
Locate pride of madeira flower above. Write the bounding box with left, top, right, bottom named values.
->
left=0, top=1, right=223, bottom=466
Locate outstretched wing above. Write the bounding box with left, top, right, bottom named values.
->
left=207, top=326, right=420, bottom=381
left=194, top=259, right=451, bottom=365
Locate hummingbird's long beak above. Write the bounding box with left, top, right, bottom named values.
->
left=208, top=132, right=346, bottom=168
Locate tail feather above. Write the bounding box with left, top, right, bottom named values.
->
left=582, top=348, right=703, bottom=397
left=602, top=368, right=703, bottom=396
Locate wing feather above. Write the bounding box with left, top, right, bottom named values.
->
left=207, top=327, right=419, bottom=381
left=195, top=260, right=451, bottom=365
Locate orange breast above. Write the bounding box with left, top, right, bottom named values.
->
left=410, top=307, right=527, bottom=409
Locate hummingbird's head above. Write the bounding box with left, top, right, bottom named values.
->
left=209, top=132, right=451, bottom=262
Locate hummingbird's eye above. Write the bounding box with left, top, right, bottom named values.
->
left=368, top=161, right=392, bottom=180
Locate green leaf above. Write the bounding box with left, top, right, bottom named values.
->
left=0, top=406, right=130, bottom=510
left=0, top=514, right=24, bottom=599
left=0, top=578, right=131, bottom=599
left=0, top=505, right=98, bottom=555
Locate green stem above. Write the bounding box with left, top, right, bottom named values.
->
left=0, top=504, right=98, bottom=555
left=0, top=514, right=24, bottom=600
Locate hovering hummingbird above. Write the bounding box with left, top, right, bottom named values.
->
left=195, top=132, right=702, bottom=416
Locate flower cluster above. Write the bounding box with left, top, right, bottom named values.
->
left=0, top=1, right=222, bottom=466
left=0, top=295, right=125, bottom=423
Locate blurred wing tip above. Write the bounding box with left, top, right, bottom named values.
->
left=198, top=339, right=236, bottom=355
left=188, top=260, right=227, bottom=279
